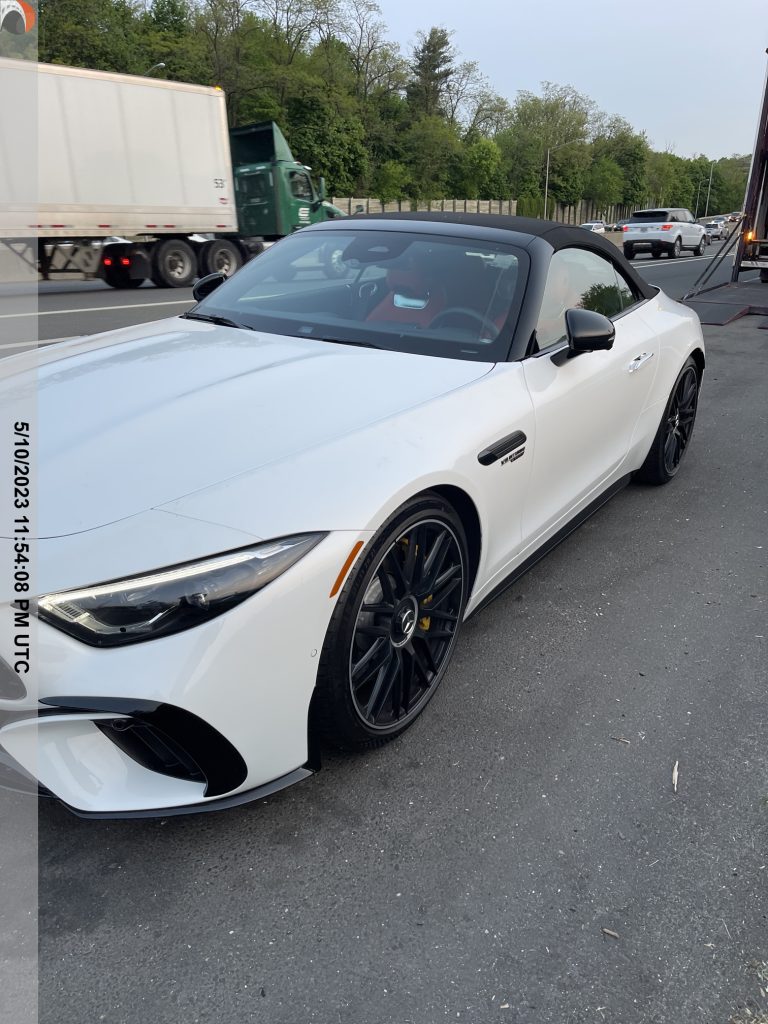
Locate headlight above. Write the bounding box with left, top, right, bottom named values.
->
left=37, top=534, right=326, bottom=648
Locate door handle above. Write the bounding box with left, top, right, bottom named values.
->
left=628, top=352, right=654, bottom=373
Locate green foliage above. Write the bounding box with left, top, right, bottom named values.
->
left=585, top=156, right=624, bottom=208
left=371, top=160, right=410, bottom=203
left=406, top=27, right=454, bottom=118
left=35, top=0, right=751, bottom=210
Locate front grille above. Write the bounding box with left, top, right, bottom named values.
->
left=0, top=656, right=25, bottom=700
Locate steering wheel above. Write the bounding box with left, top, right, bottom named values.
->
left=429, top=306, right=499, bottom=340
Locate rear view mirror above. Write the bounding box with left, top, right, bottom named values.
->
left=561, top=307, right=615, bottom=358
left=192, top=272, right=226, bottom=302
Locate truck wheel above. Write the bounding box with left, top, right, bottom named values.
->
left=150, top=239, right=196, bottom=288
left=200, top=239, right=242, bottom=278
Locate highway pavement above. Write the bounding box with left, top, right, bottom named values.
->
left=33, top=313, right=768, bottom=1023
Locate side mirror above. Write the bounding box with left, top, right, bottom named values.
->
left=563, top=307, right=615, bottom=356
left=192, top=272, right=226, bottom=302
left=318, top=176, right=326, bottom=201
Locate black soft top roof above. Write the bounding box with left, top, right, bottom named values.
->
left=347, top=211, right=656, bottom=300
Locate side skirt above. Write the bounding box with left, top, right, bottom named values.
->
left=469, top=473, right=632, bottom=618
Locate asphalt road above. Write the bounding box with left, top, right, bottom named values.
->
left=0, top=241, right=759, bottom=355
left=34, top=314, right=768, bottom=1023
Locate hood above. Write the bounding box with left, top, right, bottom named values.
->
left=0, top=318, right=491, bottom=538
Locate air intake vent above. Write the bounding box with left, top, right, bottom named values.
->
left=97, top=720, right=206, bottom=785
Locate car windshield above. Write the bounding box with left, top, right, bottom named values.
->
left=192, top=228, right=528, bottom=362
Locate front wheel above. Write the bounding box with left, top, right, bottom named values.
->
left=635, top=357, right=700, bottom=485
left=314, top=493, right=469, bottom=748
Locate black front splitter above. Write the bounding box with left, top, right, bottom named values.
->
left=59, top=766, right=314, bottom=820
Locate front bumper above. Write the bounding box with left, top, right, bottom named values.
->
left=0, top=529, right=367, bottom=817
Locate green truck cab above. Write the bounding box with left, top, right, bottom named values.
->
left=230, top=122, right=343, bottom=242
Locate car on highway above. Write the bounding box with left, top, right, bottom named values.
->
left=0, top=214, right=705, bottom=818
left=580, top=221, right=606, bottom=233
left=623, top=208, right=708, bottom=260
left=703, top=218, right=727, bottom=241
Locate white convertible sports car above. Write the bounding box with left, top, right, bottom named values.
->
left=0, top=214, right=704, bottom=817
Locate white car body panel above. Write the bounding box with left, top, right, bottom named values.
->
left=0, top=321, right=491, bottom=539
left=0, top=260, right=705, bottom=816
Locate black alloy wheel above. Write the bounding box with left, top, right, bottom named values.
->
left=636, top=357, right=700, bottom=485
left=314, top=494, right=468, bottom=747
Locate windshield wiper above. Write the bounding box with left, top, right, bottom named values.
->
left=183, top=311, right=254, bottom=331
left=313, top=336, right=381, bottom=350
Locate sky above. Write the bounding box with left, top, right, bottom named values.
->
left=378, top=0, right=767, bottom=159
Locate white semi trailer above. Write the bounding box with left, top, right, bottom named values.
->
left=0, top=58, right=336, bottom=288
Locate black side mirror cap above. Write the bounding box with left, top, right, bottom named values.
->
left=551, top=308, right=615, bottom=364
left=192, top=272, right=226, bottom=302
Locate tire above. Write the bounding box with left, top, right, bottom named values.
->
left=760, top=269, right=768, bottom=284
left=314, top=492, right=469, bottom=749
left=668, top=237, right=681, bottom=259
left=623, top=246, right=634, bottom=260
left=697, top=237, right=706, bottom=256
left=199, top=239, right=243, bottom=278
left=150, top=239, right=196, bottom=288
left=651, top=252, right=661, bottom=260
left=635, top=357, right=700, bottom=485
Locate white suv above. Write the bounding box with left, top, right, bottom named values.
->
left=622, top=208, right=707, bottom=260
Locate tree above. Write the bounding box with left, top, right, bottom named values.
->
left=585, top=156, right=624, bottom=209
left=406, top=27, right=454, bottom=119
left=371, top=160, right=410, bottom=203
left=452, top=137, right=503, bottom=199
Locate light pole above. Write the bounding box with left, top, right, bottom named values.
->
left=543, top=138, right=580, bottom=220
left=694, top=178, right=707, bottom=219
left=704, top=160, right=716, bottom=218
left=146, top=62, right=166, bottom=76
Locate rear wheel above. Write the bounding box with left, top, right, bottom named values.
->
left=199, top=239, right=243, bottom=278
left=760, top=269, right=768, bottom=284
left=623, top=245, right=634, bottom=260
left=314, top=493, right=468, bottom=748
left=668, top=237, right=681, bottom=259
left=150, top=239, right=196, bottom=288
left=697, top=237, right=706, bottom=256
left=651, top=252, right=661, bottom=260
left=635, top=357, right=700, bottom=485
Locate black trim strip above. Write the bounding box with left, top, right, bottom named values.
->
left=60, top=767, right=314, bottom=820
left=478, top=430, right=527, bottom=466
left=469, top=473, right=632, bottom=616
